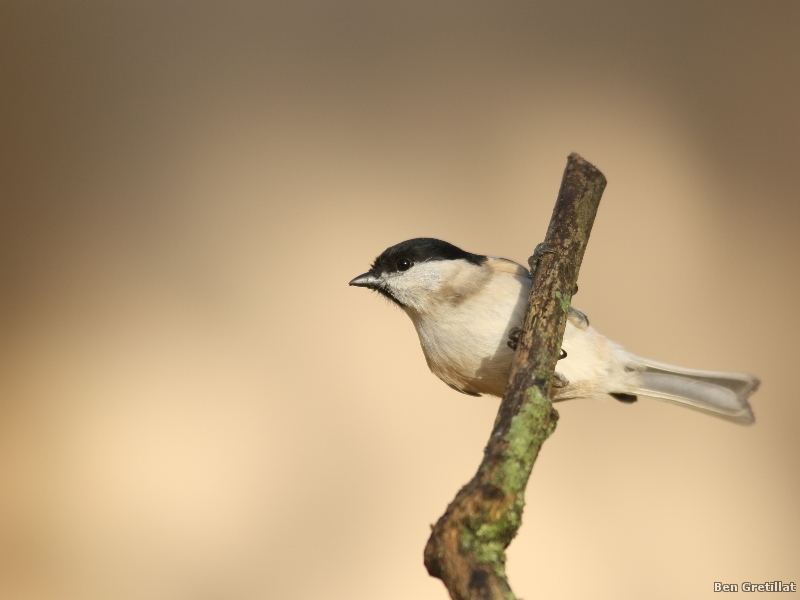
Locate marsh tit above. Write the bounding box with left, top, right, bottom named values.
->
left=349, top=238, right=758, bottom=424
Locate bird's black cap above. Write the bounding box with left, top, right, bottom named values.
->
left=370, top=238, right=486, bottom=274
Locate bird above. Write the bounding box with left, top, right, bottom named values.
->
left=349, top=237, right=758, bottom=424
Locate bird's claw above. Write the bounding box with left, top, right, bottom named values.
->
left=527, top=243, right=554, bottom=272
left=507, top=326, right=524, bottom=351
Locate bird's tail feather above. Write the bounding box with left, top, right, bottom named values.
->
left=624, top=354, right=759, bottom=425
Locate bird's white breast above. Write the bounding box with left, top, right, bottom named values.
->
left=404, top=260, right=637, bottom=398
left=406, top=261, right=528, bottom=396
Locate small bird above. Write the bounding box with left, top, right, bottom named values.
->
left=349, top=238, right=758, bottom=424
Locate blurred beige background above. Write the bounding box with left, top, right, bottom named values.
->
left=1, top=2, right=798, bottom=599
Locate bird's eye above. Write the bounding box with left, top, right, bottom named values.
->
left=396, top=258, right=412, bottom=272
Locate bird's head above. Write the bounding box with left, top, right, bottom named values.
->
left=348, top=238, right=490, bottom=314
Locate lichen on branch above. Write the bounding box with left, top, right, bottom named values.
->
left=424, top=153, right=607, bottom=600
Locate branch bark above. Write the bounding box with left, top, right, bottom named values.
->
left=424, top=153, right=607, bottom=600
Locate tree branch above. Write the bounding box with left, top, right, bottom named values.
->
left=424, top=153, right=607, bottom=600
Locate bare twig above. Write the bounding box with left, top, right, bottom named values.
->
left=424, top=153, right=607, bottom=600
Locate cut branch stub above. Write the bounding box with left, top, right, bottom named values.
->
left=424, top=153, right=606, bottom=600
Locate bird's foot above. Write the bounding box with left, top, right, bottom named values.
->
left=507, top=326, right=524, bottom=351
left=509, top=327, right=568, bottom=362
left=527, top=243, right=554, bottom=272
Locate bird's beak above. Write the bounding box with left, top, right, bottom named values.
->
left=348, top=271, right=381, bottom=289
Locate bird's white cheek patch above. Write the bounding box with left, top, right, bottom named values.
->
left=384, top=263, right=446, bottom=309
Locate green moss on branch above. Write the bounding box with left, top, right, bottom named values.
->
left=424, top=153, right=606, bottom=600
